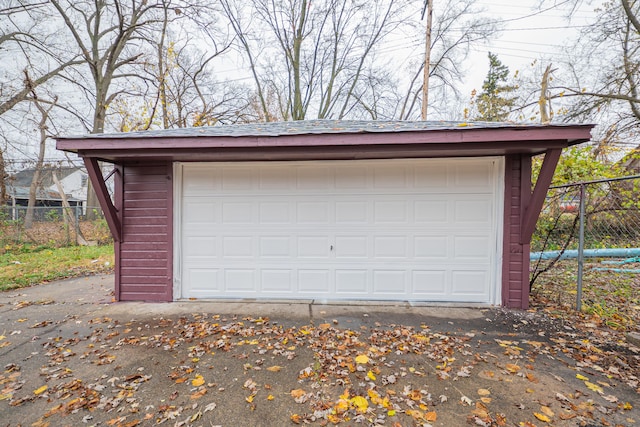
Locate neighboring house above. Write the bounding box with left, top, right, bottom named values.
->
left=57, top=120, right=594, bottom=308
left=5, top=167, right=87, bottom=218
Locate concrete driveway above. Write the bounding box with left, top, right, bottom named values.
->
left=0, top=275, right=638, bottom=426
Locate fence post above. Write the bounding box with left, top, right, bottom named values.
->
left=75, top=205, right=80, bottom=242
left=576, top=183, right=585, bottom=311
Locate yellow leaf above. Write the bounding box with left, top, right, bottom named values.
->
left=192, top=375, right=205, bottom=387
left=267, top=394, right=274, bottom=401
left=246, top=394, right=254, bottom=403
left=477, top=388, right=491, bottom=396
left=623, top=402, right=633, bottom=410
left=534, top=412, right=551, bottom=422
left=0, top=393, right=13, bottom=400
left=33, top=385, right=48, bottom=395
left=355, top=354, right=369, bottom=364
left=290, top=414, right=302, bottom=424
left=388, top=409, right=396, bottom=416
left=350, top=395, right=368, bottom=413
left=540, top=406, right=554, bottom=417
left=584, top=381, right=603, bottom=394
left=334, top=399, right=349, bottom=414
left=505, top=363, right=521, bottom=373
left=266, top=366, right=282, bottom=372
left=576, top=373, right=589, bottom=381
left=367, top=370, right=377, bottom=381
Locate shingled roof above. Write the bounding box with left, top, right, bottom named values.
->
left=59, top=119, right=589, bottom=140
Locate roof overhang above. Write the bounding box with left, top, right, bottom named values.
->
left=56, top=120, right=594, bottom=164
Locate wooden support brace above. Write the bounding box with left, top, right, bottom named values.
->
left=520, top=148, right=562, bottom=244
left=84, top=157, right=122, bottom=242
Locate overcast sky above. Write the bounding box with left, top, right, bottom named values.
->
left=461, top=0, right=597, bottom=94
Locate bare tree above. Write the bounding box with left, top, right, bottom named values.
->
left=48, top=0, right=170, bottom=217
left=0, top=2, right=81, bottom=204
left=536, top=1, right=640, bottom=154
left=221, top=0, right=411, bottom=121
left=23, top=93, right=56, bottom=229
left=396, top=0, right=499, bottom=120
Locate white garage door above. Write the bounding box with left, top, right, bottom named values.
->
left=175, top=158, right=503, bottom=303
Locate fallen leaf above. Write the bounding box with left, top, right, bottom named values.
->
left=534, top=412, right=551, bottom=422
left=266, top=366, right=282, bottom=372
left=355, top=354, right=369, bottom=364
left=540, top=406, right=554, bottom=417
left=192, top=374, right=205, bottom=387
left=425, top=411, right=437, bottom=422
left=584, top=381, right=604, bottom=394
left=505, top=363, right=521, bottom=373
left=478, top=388, right=491, bottom=396
left=291, top=389, right=306, bottom=399
left=351, top=395, right=368, bottom=413
left=33, top=385, right=48, bottom=395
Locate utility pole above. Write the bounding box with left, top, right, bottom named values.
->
left=421, top=0, right=433, bottom=120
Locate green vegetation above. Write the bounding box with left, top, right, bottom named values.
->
left=531, top=261, right=639, bottom=331
left=0, top=244, right=114, bottom=291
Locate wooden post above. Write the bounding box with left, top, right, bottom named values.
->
left=421, top=0, right=433, bottom=120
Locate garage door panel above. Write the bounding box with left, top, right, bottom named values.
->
left=179, top=159, right=501, bottom=303
left=451, top=270, right=490, bottom=296
left=260, top=202, right=290, bottom=223
left=298, top=270, right=330, bottom=293
left=298, top=236, right=330, bottom=257
left=223, top=236, right=253, bottom=257
left=335, top=166, right=367, bottom=189
left=454, top=199, right=492, bottom=223
left=335, top=236, right=368, bottom=258
left=414, top=236, right=449, bottom=258
left=374, top=200, right=408, bottom=223
left=185, top=236, right=216, bottom=257
left=261, top=270, right=293, bottom=292
left=222, top=168, right=253, bottom=190
left=414, top=164, right=448, bottom=188
left=454, top=162, right=493, bottom=188
left=225, top=270, right=256, bottom=291
left=373, top=270, right=407, bottom=294
left=412, top=270, right=447, bottom=295
left=183, top=168, right=221, bottom=194
left=259, top=236, right=291, bottom=257
left=188, top=268, right=220, bottom=292
left=297, top=202, right=329, bottom=223
left=335, top=270, right=368, bottom=294
left=374, top=236, right=408, bottom=258
left=414, top=200, right=448, bottom=223
left=222, top=202, right=253, bottom=223
left=453, top=236, right=491, bottom=259
left=184, top=201, right=217, bottom=224
left=336, top=201, right=368, bottom=224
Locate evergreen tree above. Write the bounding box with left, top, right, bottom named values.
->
left=475, top=52, right=517, bottom=121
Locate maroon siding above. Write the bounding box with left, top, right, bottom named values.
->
left=502, top=154, right=532, bottom=309
left=118, top=163, right=173, bottom=301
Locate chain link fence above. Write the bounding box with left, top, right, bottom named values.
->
left=531, top=175, right=640, bottom=325
left=0, top=205, right=111, bottom=248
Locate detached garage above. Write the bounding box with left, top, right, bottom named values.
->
left=56, top=120, right=593, bottom=308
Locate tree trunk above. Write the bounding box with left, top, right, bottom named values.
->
left=0, top=148, right=7, bottom=205
left=24, top=97, right=53, bottom=229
